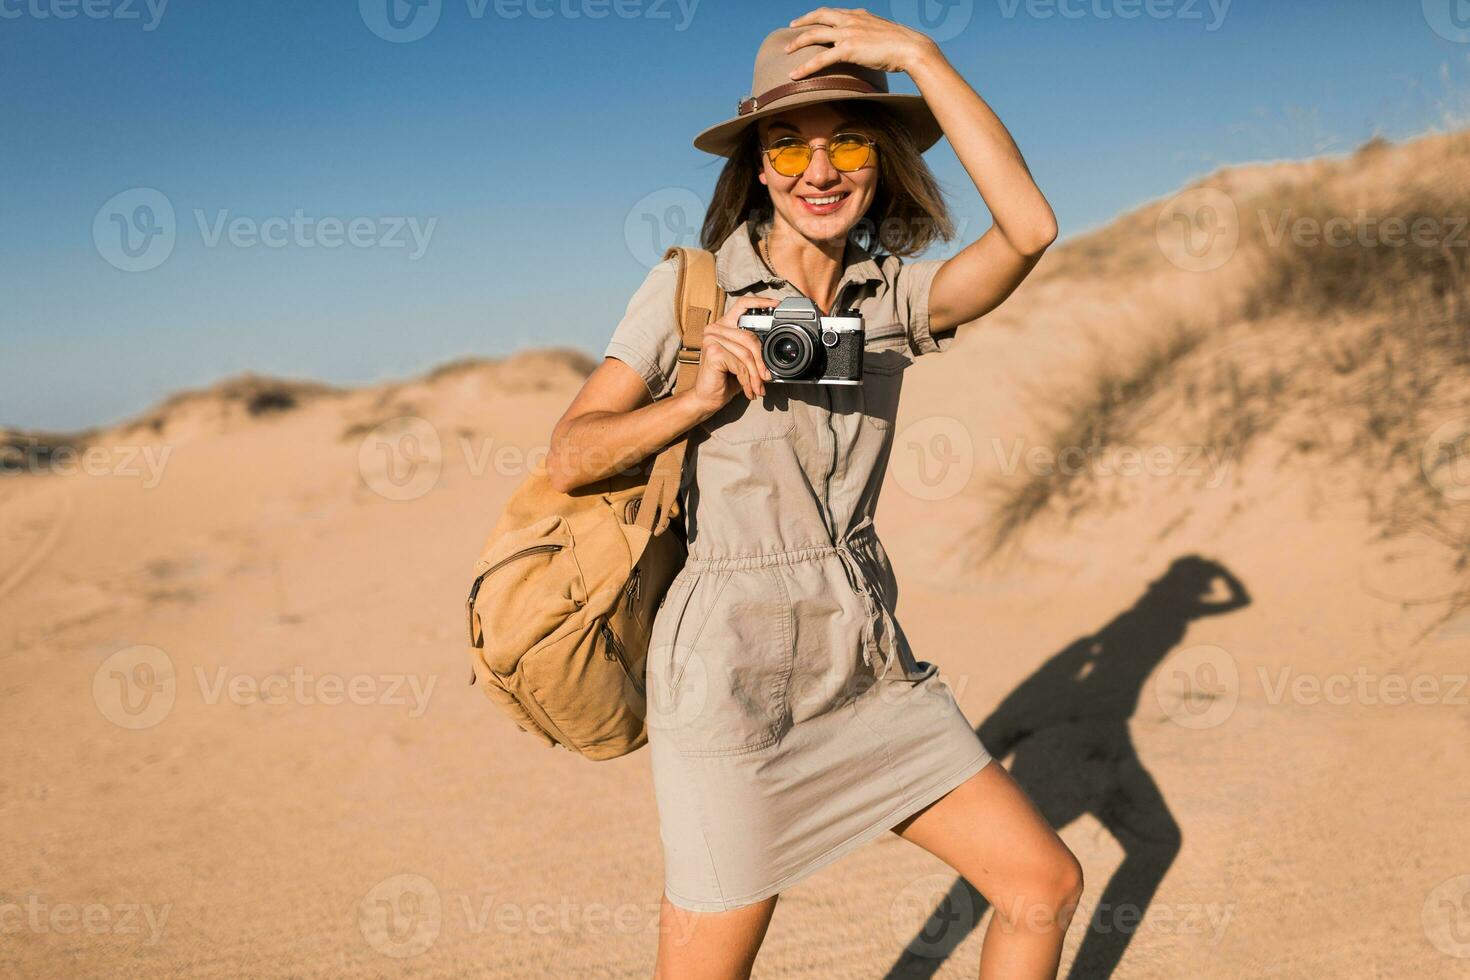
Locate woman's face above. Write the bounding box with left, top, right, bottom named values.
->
left=756, top=103, right=878, bottom=245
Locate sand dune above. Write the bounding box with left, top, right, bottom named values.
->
left=2, top=133, right=1468, bottom=978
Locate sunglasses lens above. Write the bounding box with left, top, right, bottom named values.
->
left=829, top=137, right=871, bottom=172
left=768, top=144, right=811, bottom=177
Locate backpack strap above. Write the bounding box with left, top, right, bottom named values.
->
left=634, top=245, right=724, bottom=536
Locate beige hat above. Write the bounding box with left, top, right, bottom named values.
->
left=693, top=26, right=943, bottom=157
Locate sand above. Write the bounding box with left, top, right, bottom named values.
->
left=3, top=133, right=1468, bottom=978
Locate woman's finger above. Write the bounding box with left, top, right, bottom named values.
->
left=711, top=340, right=755, bottom=400
left=789, top=7, right=846, bottom=29
left=789, top=45, right=847, bottom=80
left=710, top=325, right=770, bottom=392
left=727, top=325, right=773, bottom=385
left=784, top=26, right=840, bottom=52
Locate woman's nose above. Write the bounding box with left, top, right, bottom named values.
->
left=803, top=145, right=839, bottom=185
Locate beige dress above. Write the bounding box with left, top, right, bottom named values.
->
left=604, top=219, right=992, bottom=912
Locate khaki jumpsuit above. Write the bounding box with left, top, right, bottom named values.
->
left=604, top=219, right=993, bottom=912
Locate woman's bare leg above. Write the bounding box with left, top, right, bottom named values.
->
left=653, top=892, right=778, bottom=980
left=892, top=760, right=1084, bottom=979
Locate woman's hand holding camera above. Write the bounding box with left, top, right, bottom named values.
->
left=685, top=296, right=778, bottom=418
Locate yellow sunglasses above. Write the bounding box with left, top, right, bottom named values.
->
left=760, top=133, right=877, bottom=178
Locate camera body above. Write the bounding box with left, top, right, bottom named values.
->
left=737, top=296, right=863, bottom=384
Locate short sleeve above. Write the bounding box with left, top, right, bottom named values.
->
left=603, top=257, right=681, bottom=400
left=892, top=256, right=952, bottom=357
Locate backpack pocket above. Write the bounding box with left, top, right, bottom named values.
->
left=468, top=514, right=587, bottom=674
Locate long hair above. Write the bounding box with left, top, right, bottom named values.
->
left=698, top=100, right=954, bottom=257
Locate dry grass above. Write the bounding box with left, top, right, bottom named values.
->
left=980, top=130, right=1470, bottom=614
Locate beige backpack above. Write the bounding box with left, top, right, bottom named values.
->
left=467, top=246, right=723, bottom=760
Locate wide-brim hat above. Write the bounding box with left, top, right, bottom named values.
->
left=693, top=26, right=943, bottom=157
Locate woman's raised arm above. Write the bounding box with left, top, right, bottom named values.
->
left=786, top=7, right=1058, bottom=334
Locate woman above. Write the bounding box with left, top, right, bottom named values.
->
left=546, top=10, right=1082, bottom=979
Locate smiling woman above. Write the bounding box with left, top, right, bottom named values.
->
left=541, top=9, right=1076, bottom=979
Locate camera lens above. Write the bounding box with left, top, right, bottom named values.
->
left=763, top=324, right=813, bottom=379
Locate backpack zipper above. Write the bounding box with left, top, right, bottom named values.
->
left=600, top=621, right=644, bottom=695
left=624, top=568, right=641, bottom=613
left=466, top=543, right=565, bottom=648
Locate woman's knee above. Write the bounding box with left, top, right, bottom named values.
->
left=988, top=845, right=1084, bottom=932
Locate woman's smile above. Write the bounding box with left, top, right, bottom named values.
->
left=796, top=190, right=851, bottom=215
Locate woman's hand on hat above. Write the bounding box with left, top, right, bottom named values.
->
left=685, top=297, right=778, bottom=416
left=785, top=8, right=939, bottom=79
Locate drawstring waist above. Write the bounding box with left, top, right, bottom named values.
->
left=682, top=517, right=897, bottom=679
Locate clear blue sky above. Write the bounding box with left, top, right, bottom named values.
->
left=3, top=0, right=1466, bottom=429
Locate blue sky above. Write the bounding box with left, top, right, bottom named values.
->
left=3, top=0, right=1467, bottom=429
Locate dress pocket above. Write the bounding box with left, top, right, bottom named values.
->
left=859, top=347, right=907, bottom=431
left=699, top=391, right=796, bottom=444
left=668, top=568, right=794, bottom=757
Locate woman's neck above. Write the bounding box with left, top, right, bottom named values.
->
left=762, top=217, right=847, bottom=315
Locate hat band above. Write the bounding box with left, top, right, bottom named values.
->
left=736, top=76, right=880, bottom=116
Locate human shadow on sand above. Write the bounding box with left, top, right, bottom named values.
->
left=884, top=555, right=1251, bottom=980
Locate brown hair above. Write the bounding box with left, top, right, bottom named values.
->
left=698, top=100, right=954, bottom=258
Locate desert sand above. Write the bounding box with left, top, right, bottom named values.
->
left=3, top=131, right=1468, bottom=978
